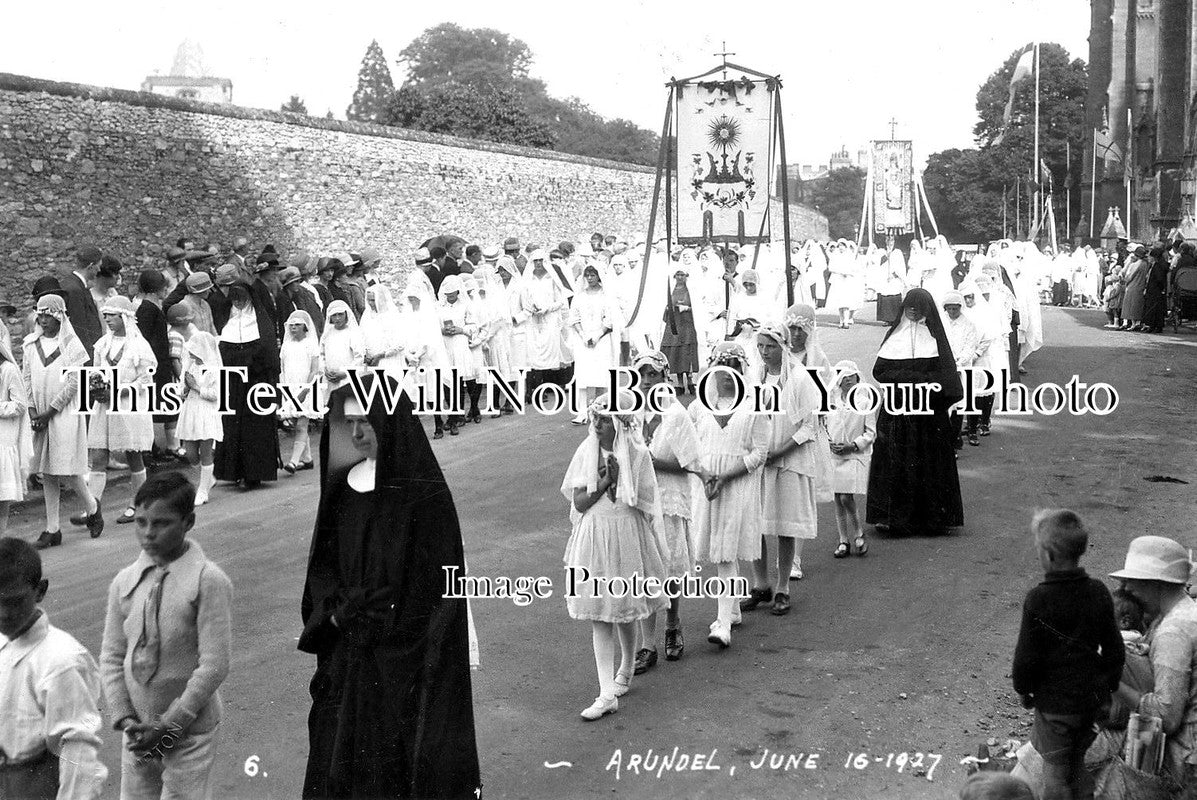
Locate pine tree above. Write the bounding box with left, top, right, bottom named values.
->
left=346, top=40, right=396, bottom=123
left=281, top=95, right=308, bottom=114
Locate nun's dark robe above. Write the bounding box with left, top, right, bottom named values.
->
left=865, top=289, right=964, bottom=533
left=300, top=380, right=481, bottom=799
left=213, top=295, right=281, bottom=482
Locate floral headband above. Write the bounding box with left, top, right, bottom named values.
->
left=633, top=350, right=670, bottom=374
left=783, top=305, right=816, bottom=333
left=587, top=392, right=639, bottom=426
left=709, top=342, right=748, bottom=369
left=757, top=322, right=789, bottom=348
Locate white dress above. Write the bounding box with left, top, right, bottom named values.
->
left=561, top=445, right=670, bottom=623
left=569, top=288, right=622, bottom=390
left=439, top=300, right=476, bottom=382
left=825, top=401, right=876, bottom=496
left=824, top=252, right=865, bottom=311
left=175, top=330, right=226, bottom=442
left=758, top=367, right=820, bottom=540
left=643, top=401, right=701, bottom=577
left=689, top=402, right=769, bottom=563
left=279, top=336, right=322, bottom=421
left=0, top=361, right=28, bottom=501
left=523, top=274, right=567, bottom=370
left=87, top=334, right=156, bottom=452
left=24, top=335, right=89, bottom=476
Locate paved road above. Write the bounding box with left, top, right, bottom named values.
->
left=17, top=306, right=1197, bottom=799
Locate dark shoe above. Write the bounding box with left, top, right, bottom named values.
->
left=834, top=542, right=851, bottom=559
left=633, top=647, right=658, bottom=675
left=979, top=423, right=991, bottom=437
left=968, top=431, right=980, bottom=446
left=282, top=461, right=298, bottom=475
left=116, top=507, right=136, bottom=524
left=297, top=460, right=314, bottom=471
left=853, top=535, right=869, bottom=556
left=770, top=593, right=791, bottom=615
left=86, top=508, right=104, bottom=539
left=470, top=411, right=482, bottom=424
left=664, top=627, right=684, bottom=661
left=34, top=530, right=62, bottom=549
left=449, top=426, right=459, bottom=436
left=433, top=429, right=444, bottom=440
left=739, top=587, right=773, bottom=612
left=69, top=509, right=90, bottom=526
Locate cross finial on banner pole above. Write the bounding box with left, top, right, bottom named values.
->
left=715, top=41, right=736, bottom=80
left=889, top=117, right=899, bottom=140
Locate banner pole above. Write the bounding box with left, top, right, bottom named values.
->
left=775, top=84, right=795, bottom=307
left=625, top=86, right=674, bottom=329
left=1090, top=128, right=1097, bottom=239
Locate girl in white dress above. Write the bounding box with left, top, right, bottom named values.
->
left=742, top=324, right=823, bottom=616
left=400, top=280, right=450, bottom=437
left=497, top=257, right=529, bottom=400
left=437, top=276, right=476, bottom=434
left=825, top=241, right=865, bottom=328
left=320, top=300, right=365, bottom=405
left=826, top=360, right=876, bottom=558
left=88, top=296, right=157, bottom=524
left=461, top=276, right=488, bottom=424
left=168, top=303, right=225, bottom=504
left=561, top=392, right=670, bottom=721
left=569, top=264, right=623, bottom=424
left=475, top=266, right=515, bottom=415
left=690, top=342, right=770, bottom=648
left=631, top=351, right=706, bottom=673
left=23, top=294, right=100, bottom=547
left=0, top=334, right=29, bottom=534
left=280, top=310, right=322, bottom=475
left=360, top=284, right=405, bottom=379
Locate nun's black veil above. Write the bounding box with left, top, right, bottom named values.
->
left=300, top=374, right=481, bottom=799
left=877, top=287, right=963, bottom=404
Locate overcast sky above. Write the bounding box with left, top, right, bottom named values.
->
left=3, top=0, right=1090, bottom=168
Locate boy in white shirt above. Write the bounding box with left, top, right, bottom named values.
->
left=0, top=537, right=107, bottom=798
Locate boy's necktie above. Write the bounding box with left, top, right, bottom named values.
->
left=132, top=567, right=169, bottom=684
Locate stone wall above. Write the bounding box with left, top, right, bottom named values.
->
left=0, top=72, right=828, bottom=304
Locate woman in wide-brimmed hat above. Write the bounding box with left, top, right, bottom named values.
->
left=1110, top=535, right=1197, bottom=789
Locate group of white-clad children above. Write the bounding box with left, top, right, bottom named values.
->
left=560, top=303, right=878, bottom=721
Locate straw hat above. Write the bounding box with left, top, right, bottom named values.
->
left=1109, top=536, right=1193, bottom=584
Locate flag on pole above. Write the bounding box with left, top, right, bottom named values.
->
left=1040, top=158, right=1053, bottom=192
left=1124, top=108, right=1133, bottom=185
left=993, top=43, right=1036, bottom=145
left=1095, top=105, right=1122, bottom=169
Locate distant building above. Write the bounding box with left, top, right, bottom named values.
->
left=141, top=40, right=232, bottom=104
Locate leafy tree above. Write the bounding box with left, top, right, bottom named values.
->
left=804, top=167, right=866, bottom=240
left=281, top=95, right=308, bottom=114
left=918, top=43, right=1087, bottom=243
left=385, top=83, right=555, bottom=148
left=347, top=39, right=396, bottom=123
left=397, top=22, right=540, bottom=94
left=387, top=23, right=656, bottom=164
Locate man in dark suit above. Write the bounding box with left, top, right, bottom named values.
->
left=58, top=244, right=103, bottom=361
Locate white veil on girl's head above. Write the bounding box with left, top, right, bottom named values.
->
left=559, top=391, right=665, bottom=545
left=321, top=299, right=359, bottom=344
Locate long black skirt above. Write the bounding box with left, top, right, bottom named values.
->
left=214, top=340, right=279, bottom=482
left=865, top=406, right=963, bottom=532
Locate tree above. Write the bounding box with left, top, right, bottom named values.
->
left=280, top=95, right=308, bottom=114
left=922, top=149, right=1006, bottom=242
left=804, top=167, right=866, bottom=240
left=385, top=83, right=555, bottom=149
left=384, top=23, right=657, bottom=165
left=397, top=23, right=539, bottom=93
left=347, top=39, right=396, bottom=123
left=921, top=43, right=1088, bottom=243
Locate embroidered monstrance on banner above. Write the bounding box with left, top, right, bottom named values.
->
left=872, top=140, right=914, bottom=234
left=676, top=76, right=775, bottom=244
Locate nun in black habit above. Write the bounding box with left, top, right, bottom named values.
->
left=865, top=288, right=964, bottom=535
left=300, top=377, right=481, bottom=799
left=214, top=282, right=281, bottom=486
